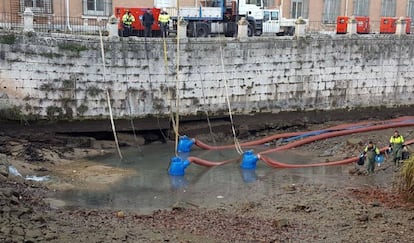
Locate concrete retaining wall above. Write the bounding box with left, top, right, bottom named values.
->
left=0, top=33, right=413, bottom=120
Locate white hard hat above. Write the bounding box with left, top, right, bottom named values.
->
left=162, top=8, right=167, bottom=12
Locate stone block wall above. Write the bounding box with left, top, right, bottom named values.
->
left=0, top=33, right=413, bottom=120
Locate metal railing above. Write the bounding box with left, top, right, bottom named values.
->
left=0, top=12, right=108, bottom=35
left=1, top=12, right=413, bottom=36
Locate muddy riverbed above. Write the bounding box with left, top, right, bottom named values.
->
left=1, top=109, right=414, bottom=242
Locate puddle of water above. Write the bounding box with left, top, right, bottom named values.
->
left=54, top=143, right=389, bottom=213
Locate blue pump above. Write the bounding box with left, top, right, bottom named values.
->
left=177, top=135, right=195, bottom=153
left=240, top=150, right=258, bottom=169
left=375, top=154, right=384, bottom=165
left=240, top=169, right=258, bottom=183
left=169, top=175, right=189, bottom=189
left=168, top=156, right=191, bottom=176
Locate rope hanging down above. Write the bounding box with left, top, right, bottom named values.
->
left=219, top=45, right=243, bottom=155
left=172, top=16, right=183, bottom=156
left=162, top=26, right=179, bottom=142
left=99, top=28, right=123, bottom=159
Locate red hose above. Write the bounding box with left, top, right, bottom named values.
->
left=188, top=117, right=414, bottom=168
left=260, top=139, right=414, bottom=168
left=187, top=156, right=240, bottom=167
left=259, top=119, right=414, bottom=155
left=194, top=131, right=304, bottom=150
left=194, top=116, right=414, bottom=150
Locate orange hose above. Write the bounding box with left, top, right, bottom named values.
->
left=259, top=119, right=414, bottom=155
left=260, top=139, right=414, bottom=168
left=187, top=117, right=414, bottom=168
left=194, top=131, right=304, bottom=150
left=187, top=156, right=240, bottom=167
left=194, top=116, right=414, bottom=150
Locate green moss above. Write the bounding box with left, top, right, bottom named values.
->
left=0, top=34, right=16, bottom=44
left=60, top=97, right=76, bottom=107
left=39, top=52, right=64, bottom=59
left=39, top=83, right=55, bottom=91
left=46, top=106, right=63, bottom=120
left=87, top=86, right=103, bottom=97
left=58, top=43, right=88, bottom=53
left=0, top=106, right=23, bottom=120
left=62, top=80, right=75, bottom=89
left=77, top=104, right=89, bottom=115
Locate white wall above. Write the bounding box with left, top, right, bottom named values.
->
left=0, top=34, right=413, bottom=120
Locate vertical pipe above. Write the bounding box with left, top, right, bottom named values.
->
left=345, top=0, right=349, bottom=16
left=280, top=0, right=284, bottom=18
left=66, top=0, right=72, bottom=31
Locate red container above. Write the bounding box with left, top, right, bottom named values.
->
left=115, top=7, right=161, bottom=36
left=355, top=16, right=370, bottom=34
left=380, top=17, right=397, bottom=34
left=336, top=16, right=348, bottom=34
left=336, top=16, right=370, bottom=34
left=380, top=17, right=411, bottom=34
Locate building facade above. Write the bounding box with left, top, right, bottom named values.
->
left=0, top=1, right=413, bottom=29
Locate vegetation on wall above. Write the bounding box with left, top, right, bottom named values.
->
left=46, top=106, right=63, bottom=120
left=0, top=106, right=23, bottom=120
left=57, top=43, right=88, bottom=53
left=86, top=86, right=103, bottom=97
left=77, top=104, right=89, bottom=116
left=0, top=34, right=16, bottom=44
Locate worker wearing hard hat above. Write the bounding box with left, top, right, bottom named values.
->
left=121, top=10, right=135, bottom=37
left=389, top=130, right=405, bottom=166
left=158, top=8, right=170, bottom=38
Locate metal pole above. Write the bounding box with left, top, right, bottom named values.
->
left=345, top=0, right=349, bottom=16
left=66, top=0, right=72, bottom=31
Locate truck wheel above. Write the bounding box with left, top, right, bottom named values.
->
left=225, top=22, right=237, bottom=37
left=196, top=24, right=209, bottom=37
left=248, top=24, right=254, bottom=37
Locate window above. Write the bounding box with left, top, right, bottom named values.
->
left=408, top=0, right=414, bottom=25
left=263, top=0, right=275, bottom=8
left=353, top=0, right=370, bottom=16
left=264, top=10, right=279, bottom=21
left=246, top=0, right=262, bottom=6
left=83, top=0, right=112, bottom=16
left=291, top=0, right=309, bottom=18
left=20, top=0, right=52, bottom=14
left=381, top=0, right=396, bottom=17
left=270, top=11, right=279, bottom=20
left=323, top=0, right=341, bottom=24
left=25, top=0, right=43, bottom=8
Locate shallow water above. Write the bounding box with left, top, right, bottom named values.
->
left=55, top=142, right=389, bottom=213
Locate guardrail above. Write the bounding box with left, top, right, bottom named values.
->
left=0, top=12, right=108, bottom=35
left=1, top=12, right=413, bottom=37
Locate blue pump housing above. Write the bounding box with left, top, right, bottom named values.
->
left=169, top=175, right=189, bottom=189
left=240, top=150, right=258, bottom=169
left=177, top=135, right=195, bottom=153
left=375, top=154, right=384, bottom=164
left=168, top=156, right=191, bottom=176
left=241, top=169, right=258, bottom=183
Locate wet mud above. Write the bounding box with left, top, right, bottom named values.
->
left=1, top=107, right=414, bottom=242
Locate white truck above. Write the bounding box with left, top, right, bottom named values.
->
left=155, top=0, right=265, bottom=37
left=262, top=9, right=305, bottom=36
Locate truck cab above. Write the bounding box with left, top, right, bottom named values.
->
left=262, top=8, right=300, bottom=36
left=238, top=0, right=264, bottom=36
left=262, top=9, right=280, bottom=34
